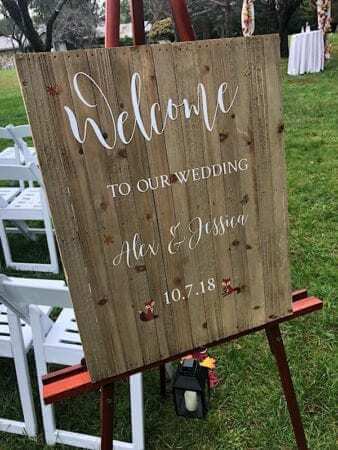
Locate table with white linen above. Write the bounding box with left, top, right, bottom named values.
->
left=288, top=30, right=324, bottom=76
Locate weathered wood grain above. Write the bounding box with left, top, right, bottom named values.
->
left=16, top=34, right=291, bottom=382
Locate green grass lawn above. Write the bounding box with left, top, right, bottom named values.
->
left=0, top=36, right=337, bottom=450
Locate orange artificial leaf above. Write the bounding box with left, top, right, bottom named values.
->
left=200, top=357, right=216, bottom=369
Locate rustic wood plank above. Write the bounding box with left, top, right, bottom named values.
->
left=191, top=40, right=236, bottom=338
left=208, top=38, right=250, bottom=333
left=133, top=44, right=194, bottom=353
left=262, top=37, right=291, bottom=319
left=49, top=51, right=131, bottom=378
left=246, top=36, right=290, bottom=323
left=109, top=46, right=171, bottom=361
left=172, top=41, right=219, bottom=345
left=229, top=37, right=267, bottom=327
left=16, top=52, right=116, bottom=378
left=84, top=47, right=163, bottom=371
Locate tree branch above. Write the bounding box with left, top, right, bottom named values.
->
left=45, top=0, right=68, bottom=51
left=191, top=7, right=215, bottom=18
left=1, top=0, right=24, bottom=29
left=207, top=0, right=227, bottom=8
left=1, top=0, right=76, bottom=52
left=16, top=0, right=45, bottom=51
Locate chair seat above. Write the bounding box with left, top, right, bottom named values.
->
left=0, top=147, right=36, bottom=164
left=0, top=187, right=21, bottom=204
left=1, top=188, right=43, bottom=220
left=0, top=303, right=51, bottom=358
left=44, top=308, right=84, bottom=366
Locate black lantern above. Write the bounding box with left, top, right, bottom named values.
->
left=173, top=359, right=209, bottom=419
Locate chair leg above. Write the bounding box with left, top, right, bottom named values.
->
left=29, top=305, right=57, bottom=445
left=0, top=219, right=13, bottom=268
left=45, top=220, right=59, bottom=274
left=7, top=309, right=38, bottom=438
left=130, top=373, right=144, bottom=450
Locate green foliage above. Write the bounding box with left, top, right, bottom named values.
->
left=254, top=0, right=279, bottom=35
left=332, top=0, right=338, bottom=25
left=185, top=1, right=284, bottom=39
left=0, top=33, right=337, bottom=450
left=120, top=0, right=131, bottom=24
left=29, top=0, right=57, bottom=25
left=0, top=15, right=12, bottom=36
left=188, top=0, right=242, bottom=39
left=53, top=0, right=99, bottom=49
left=0, top=0, right=100, bottom=51
left=0, top=4, right=24, bottom=49
left=120, top=36, right=133, bottom=47
left=143, top=0, right=170, bottom=22
left=288, top=1, right=317, bottom=32
left=148, top=17, right=175, bottom=43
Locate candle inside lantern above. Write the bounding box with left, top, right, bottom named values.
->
left=184, top=390, right=198, bottom=412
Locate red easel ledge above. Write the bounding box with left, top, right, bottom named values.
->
left=42, top=290, right=322, bottom=405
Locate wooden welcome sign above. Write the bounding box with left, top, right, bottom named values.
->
left=16, top=34, right=291, bottom=382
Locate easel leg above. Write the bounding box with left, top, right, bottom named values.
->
left=100, top=383, right=114, bottom=450
left=266, top=325, right=308, bottom=450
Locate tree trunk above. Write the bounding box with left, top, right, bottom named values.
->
left=22, top=27, right=45, bottom=52
left=277, top=2, right=303, bottom=58
left=2, top=0, right=68, bottom=52
left=45, top=0, right=68, bottom=51
left=279, top=26, right=289, bottom=57
left=224, top=0, right=232, bottom=37
left=17, top=0, right=46, bottom=51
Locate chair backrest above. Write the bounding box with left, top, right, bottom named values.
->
left=0, top=274, right=71, bottom=324
left=0, top=125, right=31, bottom=141
left=0, top=125, right=34, bottom=164
left=0, top=161, right=42, bottom=184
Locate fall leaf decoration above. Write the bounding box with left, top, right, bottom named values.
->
left=139, top=299, right=159, bottom=322
left=46, top=84, right=62, bottom=96
left=181, top=350, right=220, bottom=388
left=208, top=370, right=220, bottom=388
left=222, top=277, right=240, bottom=296
left=200, top=357, right=216, bottom=370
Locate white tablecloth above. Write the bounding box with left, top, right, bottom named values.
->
left=288, top=30, right=324, bottom=76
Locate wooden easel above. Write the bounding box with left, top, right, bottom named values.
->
left=43, top=291, right=322, bottom=450
left=41, top=2, right=324, bottom=449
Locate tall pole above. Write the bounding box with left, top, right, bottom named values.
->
left=170, top=0, right=196, bottom=41
left=130, top=0, right=146, bottom=45
left=105, top=0, right=120, bottom=48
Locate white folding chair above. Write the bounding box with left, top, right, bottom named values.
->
left=0, top=125, right=37, bottom=240
left=0, top=125, right=37, bottom=167
left=0, top=274, right=144, bottom=450
left=0, top=274, right=52, bottom=438
left=0, top=161, right=59, bottom=273
left=0, top=187, right=21, bottom=206
left=0, top=125, right=37, bottom=191
left=0, top=190, right=37, bottom=243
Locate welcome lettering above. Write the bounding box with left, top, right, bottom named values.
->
left=64, top=72, right=239, bottom=150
